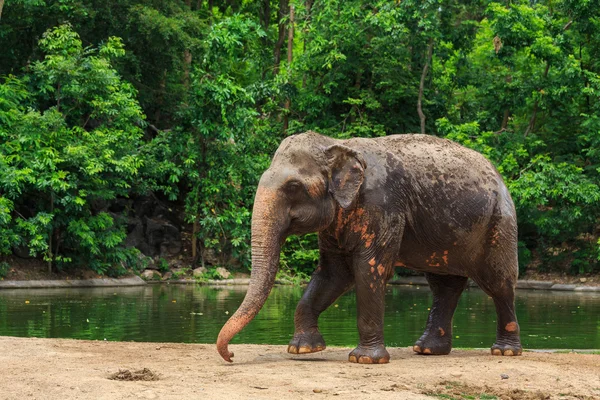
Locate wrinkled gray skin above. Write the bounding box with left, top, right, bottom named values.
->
left=217, top=131, right=521, bottom=364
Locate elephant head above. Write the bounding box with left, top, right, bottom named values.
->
left=217, top=132, right=366, bottom=361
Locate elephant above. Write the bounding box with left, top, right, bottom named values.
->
left=217, top=131, right=522, bottom=364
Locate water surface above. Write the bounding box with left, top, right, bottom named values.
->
left=0, top=284, right=598, bottom=349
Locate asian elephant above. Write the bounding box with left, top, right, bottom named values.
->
left=217, top=131, right=522, bottom=364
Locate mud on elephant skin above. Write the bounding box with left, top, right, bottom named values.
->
left=217, top=131, right=522, bottom=364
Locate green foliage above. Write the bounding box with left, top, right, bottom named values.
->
left=0, top=262, right=9, bottom=279
left=0, top=25, right=145, bottom=275
left=157, top=258, right=169, bottom=273
left=1, top=0, right=599, bottom=277
left=279, top=234, right=319, bottom=281
left=172, top=267, right=191, bottom=279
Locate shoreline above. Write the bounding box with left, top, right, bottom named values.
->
left=0, top=337, right=597, bottom=400
left=1, top=275, right=600, bottom=292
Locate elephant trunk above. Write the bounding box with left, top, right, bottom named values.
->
left=216, top=187, right=284, bottom=362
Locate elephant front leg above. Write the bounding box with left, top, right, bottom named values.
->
left=348, top=261, right=390, bottom=364
left=288, top=254, right=353, bottom=354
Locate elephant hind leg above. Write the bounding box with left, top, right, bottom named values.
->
left=470, top=246, right=522, bottom=356
left=414, top=273, right=468, bottom=355
left=288, top=253, right=353, bottom=355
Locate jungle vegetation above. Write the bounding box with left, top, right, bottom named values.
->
left=0, top=0, right=599, bottom=277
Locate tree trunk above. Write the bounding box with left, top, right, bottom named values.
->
left=261, top=0, right=271, bottom=31
left=274, top=0, right=289, bottom=75
left=183, top=49, right=192, bottom=90
left=417, top=38, right=434, bottom=135
left=525, top=61, right=550, bottom=137
left=0, top=0, right=5, bottom=21
left=191, top=219, right=199, bottom=260
left=501, top=109, right=510, bottom=130
left=302, top=0, right=314, bottom=88
left=48, top=192, right=54, bottom=274
left=283, top=5, right=294, bottom=133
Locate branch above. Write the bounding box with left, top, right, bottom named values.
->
left=524, top=61, right=550, bottom=137
left=417, top=38, right=434, bottom=135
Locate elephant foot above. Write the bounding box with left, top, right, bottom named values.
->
left=348, top=344, right=390, bottom=364
left=491, top=342, right=522, bottom=356
left=287, top=331, right=326, bottom=354
left=413, top=330, right=452, bottom=355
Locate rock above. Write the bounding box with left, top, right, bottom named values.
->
left=193, top=267, right=207, bottom=277
left=202, top=248, right=220, bottom=266
left=500, top=374, right=509, bottom=380
left=574, top=286, right=600, bottom=292
left=141, top=270, right=161, bottom=280
left=215, top=267, right=231, bottom=280
left=550, top=284, right=577, bottom=291
left=516, top=280, right=554, bottom=290
left=121, top=195, right=183, bottom=258
left=161, top=272, right=173, bottom=281
left=580, top=277, right=587, bottom=283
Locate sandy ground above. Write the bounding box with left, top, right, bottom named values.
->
left=0, top=337, right=598, bottom=400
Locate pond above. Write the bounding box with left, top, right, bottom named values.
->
left=0, top=284, right=599, bottom=349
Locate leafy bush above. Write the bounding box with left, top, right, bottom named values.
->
left=0, top=25, right=145, bottom=275
left=0, top=262, right=9, bottom=279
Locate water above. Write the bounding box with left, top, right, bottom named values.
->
left=0, top=284, right=599, bottom=349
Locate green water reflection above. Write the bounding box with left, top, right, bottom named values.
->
left=0, top=284, right=599, bottom=349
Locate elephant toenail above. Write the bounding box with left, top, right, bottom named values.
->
left=288, top=345, right=298, bottom=354
left=413, top=345, right=421, bottom=353
left=503, top=349, right=514, bottom=356
left=423, top=348, right=432, bottom=354
left=358, top=356, right=373, bottom=364
left=298, top=346, right=312, bottom=354
left=348, top=355, right=358, bottom=363
left=492, top=349, right=502, bottom=356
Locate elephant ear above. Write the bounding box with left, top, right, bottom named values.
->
left=325, top=144, right=366, bottom=209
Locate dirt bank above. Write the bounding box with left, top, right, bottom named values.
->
left=0, top=337, right=598, bottom=400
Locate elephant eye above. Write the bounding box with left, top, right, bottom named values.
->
left=284, top=180, right=304, bottom=196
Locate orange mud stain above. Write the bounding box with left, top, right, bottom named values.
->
left=336, top=208, right=366, bottom=239
left=439, top=327, right=445, bottom=337
left=370, top=267, right=375, bottom=274
left=426, top=251, right=449, bottom=268
left=377, top=264, right=385, bottom=276
left=363, top=232, right=375, bottom=248
left=426, top=252, right=440, bottom=267
left=334, top=208, right=345, bottom=239
left=490, top=228, right=500, bottom=246
left=306, top=179, right=325, bottom=198
left=505, top=322, right=518, bottom=332
left=338, top=168, right=352, bottom=190
left=368, top=258, right=376, bottom=266
left=394, top=261, right=407, bottom=268
left=333, top=207, right=376, bottom=248
left=442, top=250, right=449, bottom=265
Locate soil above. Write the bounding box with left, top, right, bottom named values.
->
left=3, top=255, right=598, bottom=287
left=2, top=257, right=105, bottom=281
left=520, top=271, right=599, bottom=286
left=0, top=337, right=598, bottom=400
